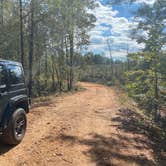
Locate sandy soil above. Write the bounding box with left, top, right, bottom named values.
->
left=0, top=82, right=157, bottom=166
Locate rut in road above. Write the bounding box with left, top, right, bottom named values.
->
left=0, top=82, right=157, bottom=166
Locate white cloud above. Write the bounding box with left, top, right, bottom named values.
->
left=87, top=1, right=145, bottom=58
left=135, top=0, right=155, bottom=5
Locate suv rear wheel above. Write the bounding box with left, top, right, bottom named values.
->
left=1, top=108, right=27, bottom=145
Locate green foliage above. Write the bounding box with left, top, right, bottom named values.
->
left=0, top=0, right=96, bottom=97
left=125, top=51, right=166, bottom=119
left=78, top=52, right=127, bottom=86
left=123, top=1, right=166, bottom=121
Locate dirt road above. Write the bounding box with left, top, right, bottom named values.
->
left=0, top=82, right=159, bottom=166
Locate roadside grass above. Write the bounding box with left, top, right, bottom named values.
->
left=113, top=87, right=166, bottom=166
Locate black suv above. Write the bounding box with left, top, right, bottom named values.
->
left=0, top=59, right=29, bottom=145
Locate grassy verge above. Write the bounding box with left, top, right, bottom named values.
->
left=113, top=87, right=166, bottom=165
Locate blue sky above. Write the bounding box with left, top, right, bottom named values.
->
left=87, top=0, right=155, bottom=59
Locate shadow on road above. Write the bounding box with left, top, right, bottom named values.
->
left=111, top=108, right=166, bottom=166
left=58, top=133, right=155, bottom=166
left=57, top=108, right=166, bottom=166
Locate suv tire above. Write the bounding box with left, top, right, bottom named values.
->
left=1, top=108, right=27, bottom=145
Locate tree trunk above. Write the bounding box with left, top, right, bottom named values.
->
left=45, top=48, right=48, bottom=87
left=107, top=40, right=114, bottom=79
left=154, top=54, right=160, bottom=121
left=19, top=0, right=24, bottom=68
left=54, top=63, right=61, bottom=92
left=51, top=54, right=55, bottom=91
left=154, top=67, right=159, bottom=121
left=0, top=0, right=3, bottom=26
left=69, top=32, right=74, bottom=91
left=28, top=0, right=34, bottom=99
left=65, top=36, right=70, bottom=91
left=35, top=42, right=41, bottom=96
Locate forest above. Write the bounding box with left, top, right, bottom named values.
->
left=0, top=0, right=96, bottom=96
left=0, top=1, right=165, bottom=123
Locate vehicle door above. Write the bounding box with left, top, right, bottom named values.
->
left=7, top=64, right=26, bottom=99
left=0, top=64, right=9, bottom=122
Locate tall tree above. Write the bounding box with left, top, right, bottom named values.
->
left=28, top=0, right=34, bottom=99
left=19, top=0, right=24, bottom=68
left=0, top=0, right=3, bottom=25
left=124, top=0, right=166, bottom=120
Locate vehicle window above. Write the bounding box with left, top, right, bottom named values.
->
left=0, top=65, right=6, bottom=86
left=8, top=65, right=24, bottom=85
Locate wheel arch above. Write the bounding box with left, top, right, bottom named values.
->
left=12, top=95, right=29, bottom=113
left=0, top=95, right=29, bottom=131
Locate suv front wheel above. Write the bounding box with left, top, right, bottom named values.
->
left=1, top=108, right=27, bottom=145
